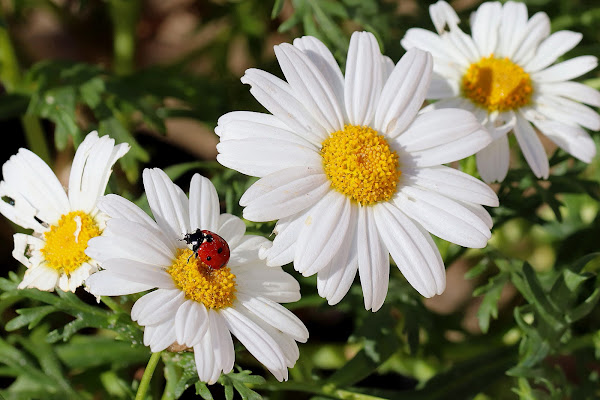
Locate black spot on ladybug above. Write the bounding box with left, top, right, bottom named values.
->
left=217, top=248, right=223, bottom=254
left=206, top=256, right=212, bottom=261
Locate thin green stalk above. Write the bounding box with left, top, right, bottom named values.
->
left=135, top=351, right=162, bottom=400
left=0, top=9, right=50, bottom=164
left=109, top=0, right=141, bottom=75
left=101, top=296, right=127, bottom=313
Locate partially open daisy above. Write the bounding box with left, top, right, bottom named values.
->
left=401, top=0, right=600, bottom=182
left=0, top=131, right=129, bottom=292
left=216, top=31, right=498, bottom=311
left=85, top=169, right=307, bottom=383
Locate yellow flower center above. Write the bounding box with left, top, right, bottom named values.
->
left=167, top=249, right=236, bottom=310
left=462, top=55, right=533, bottom=112
left=40, top=211, right=102, bottom=275
left=321, top=125, right=400, bottom=205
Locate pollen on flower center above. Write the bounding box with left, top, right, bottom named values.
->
left=41, top=211, right=102, bottom=275
left=462, top=55, right=533, bottom=112
left=321, top=125, right=400, bottom=205
left=168, top=248, right=236, bottom=310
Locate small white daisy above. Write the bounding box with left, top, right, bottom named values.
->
left=216, top=31, right=498, bottom=311
left=401, top=0, right=600, bottom=182
left=0, top=131, right=129, bottom=292
left=85, top=169, right=308, bottom=383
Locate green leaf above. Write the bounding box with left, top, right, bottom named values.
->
left=271, top=0, right=285, bottom=19
left=55, top=336, right=149, bottom=369
left=565, top=287, right=600, bottom=323
left=326, top=305, right=400, bottom=386
left=221, top=371, right=265, bottom=400
left=0, top=93, right=29, bottom=119
left=162, top=352, right=199, bottom=398
left=475, top=273, right=508, bottom=333
left=195, top=382, right=214, bottom=400
left=5, top=305, right=56, bottom=331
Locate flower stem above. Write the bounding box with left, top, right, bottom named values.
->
left=109, top=0, right=141, bottom=76
left=101, top=296, right=126, bottom=313
left=135, top=351, right=162, bottom=400
left=0, top=7, right=50, bottom=164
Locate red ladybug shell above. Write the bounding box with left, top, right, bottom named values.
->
left=196, top=230, right=230, bottom=270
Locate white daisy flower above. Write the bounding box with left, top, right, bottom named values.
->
left=401, top=0, right=600, bottom=182
left=85, top=168, right=308, bottom=383
left=215, top=31, right=498, bottom=311
left=0, top=131, right=129, bottom=292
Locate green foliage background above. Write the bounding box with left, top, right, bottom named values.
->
left=1, top=0, right=600, bottom=399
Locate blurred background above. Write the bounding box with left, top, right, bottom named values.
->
left=1, top=0, right=600, bottom=399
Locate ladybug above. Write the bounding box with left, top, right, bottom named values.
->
left=182, top=229, right=230, bottom=270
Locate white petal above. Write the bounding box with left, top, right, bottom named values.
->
left=175, top=300, right=209, bottom=347
left=217, top=138, right=321, bottom=178
left=531, top=120, right=596, bottom=163
left=428, top=75, right=459, bottom=99
left=85, top=270, right=154, bottom=296
left=357, top=206, right=389, bottom=312
left=12, top=233, right=44, bottom=268
left=18, top=264, right=60, bottom=291
left=68, top=131, right=129, bottom=213
left=535, top=95, right=600, bottom=131
left=143, top=169, right=189, bottom=248
left=132, top=289, right=185, bottom=326
left=374, top=203, right=445, bottom=297
left=317, top=206, right=358, bottom=305
left=497, top=1, right=529, bottom=59
left=98, top=194, right=159, bottom=230
left=275, top=43, right=344, bottom=132
left=86, top=219, right=174, bottom=265
left=375, top=49, right=432, bottom=138
left=101, top=258, right=175, bottom=288
left=294, top=191, right=351, bottom=276
left=476, top=134, right=511, bottom=183
left=344, top=31, right=383, bottom=126
left=217, top=213, right=246, bottom=248
left=0, top=181, right=45, bottom=232
left=293, top=36, right=345, bottom=117
left=458, top=201, right=493, bottom=229
left=405, top=165, right=498, bottom=206
left=240, top=167, right=330, bottom=222
left=210, top=310, right=235, bottom=378
left=217, top=111, right=303, bottom=141
left=241, top=69, right=327, bottom=145
left=237, top=293, right=308, bottom=342
left=143, top=322, right=176, bottom=352
left=513, top=114, right=549, bottom=179
left=68, top=263, right=94, bottom=292
left=429, top=1, right=460, bottom=34
left=401, top=28, right=458, bottom=63
left=1, top=149, right=69, bottom=228
left=229, top=235, right=268, bottom=266
left=471, top=1, right=502, bottom=56
left=532, top=56, right=598, bottom=83
left=442, top=29, right=480, bottom=64
left=236, top=267, right=301, bottom=303
left=511, top=12, right=551, bottom=67
left=395, top=186, right=491, bottom=248
left=538, top=81, right=600, bottom=107
left=396, top=108, right=491, bottom=167
left=194, top=311, right=235, bottom=384
left=221, top=307, right=287, bottom=381
left=189, top=174, right=220, bottom=233
left=263, top=210, right=307, bottom=267
left=525, top=31, right=583, bottom=72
